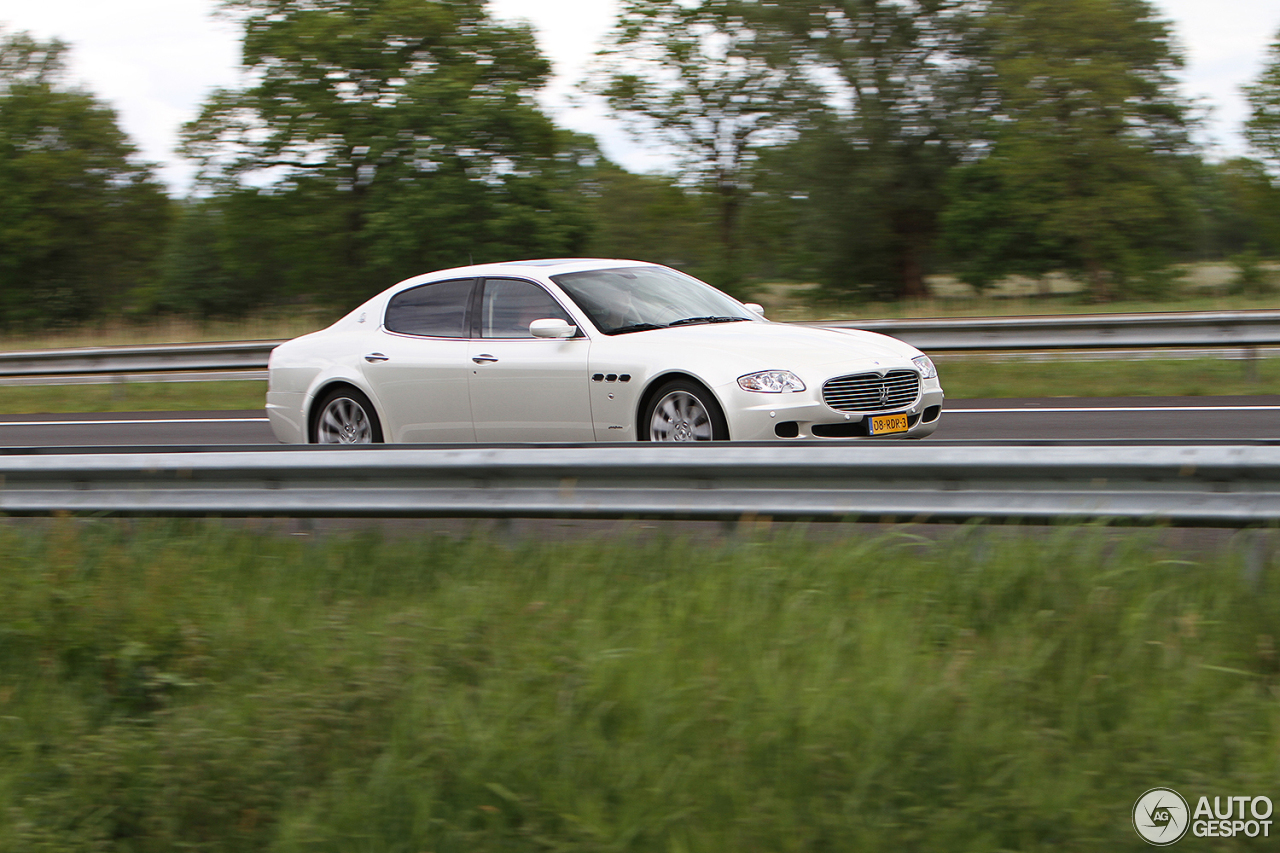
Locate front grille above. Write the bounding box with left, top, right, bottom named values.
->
left=822, top=369, right=919, bottom=413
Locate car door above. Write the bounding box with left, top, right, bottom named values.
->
left=467, top=277, right=594, bottom=442
left=360, top=277, right=476, bottom=442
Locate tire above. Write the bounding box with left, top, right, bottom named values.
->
left=642, top=379, right=728, bottom=442
left=312, top=387, right=384, bottom=444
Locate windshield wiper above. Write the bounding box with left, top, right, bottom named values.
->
left=667, top=316, right=752, bottom=327
left=610, top=322, right=668, bottom=335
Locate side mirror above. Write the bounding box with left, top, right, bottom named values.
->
left=744, top=302, right=766, bottom=317
left=529, top=318, right=578, bottom=338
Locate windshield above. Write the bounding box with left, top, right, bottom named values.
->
left=551, top=266, right=755, bottom=335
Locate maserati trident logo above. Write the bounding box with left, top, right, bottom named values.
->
left=878, top=384, right=890, bottom=407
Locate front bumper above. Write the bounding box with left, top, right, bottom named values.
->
left=721, top=380, right=945, bottom=440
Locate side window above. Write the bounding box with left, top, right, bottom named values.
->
left=384, top=278, right=473, bottom=337
left=480, top=279, right=573, bottom=338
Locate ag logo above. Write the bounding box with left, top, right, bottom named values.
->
left=1134, top=788, right=1191, bottom=845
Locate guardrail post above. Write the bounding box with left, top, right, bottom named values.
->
left=1242, top=529, right=1271, bottom=591
left=1245, top=346, right=1260, bottom=383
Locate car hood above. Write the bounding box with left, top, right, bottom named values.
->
left=632, top=320, right=919, bottom=363
left=596, top=320, right=924, bottom=387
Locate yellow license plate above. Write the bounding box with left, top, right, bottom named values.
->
left=869, top=413, right=909, bottom=435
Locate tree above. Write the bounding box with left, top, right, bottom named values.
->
left=180, top=0, right=588, bottom=305
left=1169, top=157, right=1280, bottom=262
left=0, top=30, right=170, bottom=326
left=940, top=0, right=1192, bottom=300
left=590, top=0, right=818, bottom=293
left=1240, top=30, right=1280, bottom=267
left=1245, top=29, right=1280, bottom=171
left=745, top=0, right=987, bottom=300
left=582, top=164, right=716, bottom=273
left=153, top=192, right=304, bottom=318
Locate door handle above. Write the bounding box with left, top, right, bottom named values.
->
left=364, top=352, right=389, bottom=363
left=472, top=354, right=499, bottom=364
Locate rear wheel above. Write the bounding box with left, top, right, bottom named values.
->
left=312, top=387, right=383, bottom=444
left=642, top=380, right=728, bottom=441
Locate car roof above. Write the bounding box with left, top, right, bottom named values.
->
left=419, top=258, right=655, bottom=279
left=372, top=259, right=672, bottom=307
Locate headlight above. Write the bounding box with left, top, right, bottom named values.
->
left=738, top=370, right=806, bottom=393
left=912, top=355, right=938, bottom=380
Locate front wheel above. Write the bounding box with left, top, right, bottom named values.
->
left=642, top=380, right=728, bottom=441
left=312, top=387, right=384, bottom=444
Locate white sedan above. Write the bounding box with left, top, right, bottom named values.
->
left=265, top=259, right=944, bottom=443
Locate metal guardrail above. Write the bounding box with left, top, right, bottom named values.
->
left=2, top=443, right=1278, bottom=526
left=0, top=341, right=276, bottom=377
left=830, top=310, right=1280, bottom=351
left=4, top=310, right=1280, bottom=381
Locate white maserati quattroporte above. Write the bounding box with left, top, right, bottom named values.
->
left=265, top=259, right=944, bottom=443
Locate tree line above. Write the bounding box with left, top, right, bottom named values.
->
left=3, top=0, right=1280, bottom=327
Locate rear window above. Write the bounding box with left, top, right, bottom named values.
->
left=384, top=278, right=473, bottom=337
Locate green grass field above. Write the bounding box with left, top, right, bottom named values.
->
left=0, top=380, right=269, bottom=414
left=0, top=354, right=1274, bottom=416
left=1, top=519, right=1278, bottom=851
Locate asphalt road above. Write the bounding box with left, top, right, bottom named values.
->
left=0, top=396, right=1277, bottom=446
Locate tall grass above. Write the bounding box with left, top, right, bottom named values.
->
left=758, top=261, right=1280, bottom=322
left=1, top=520, right=1278, bottom=851
left=1, top=261, right=1277, bottom=350
left=0, top=312, right=336, bottom=352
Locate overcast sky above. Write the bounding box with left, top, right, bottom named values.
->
left=0, top=0, right=1276, bottom=191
